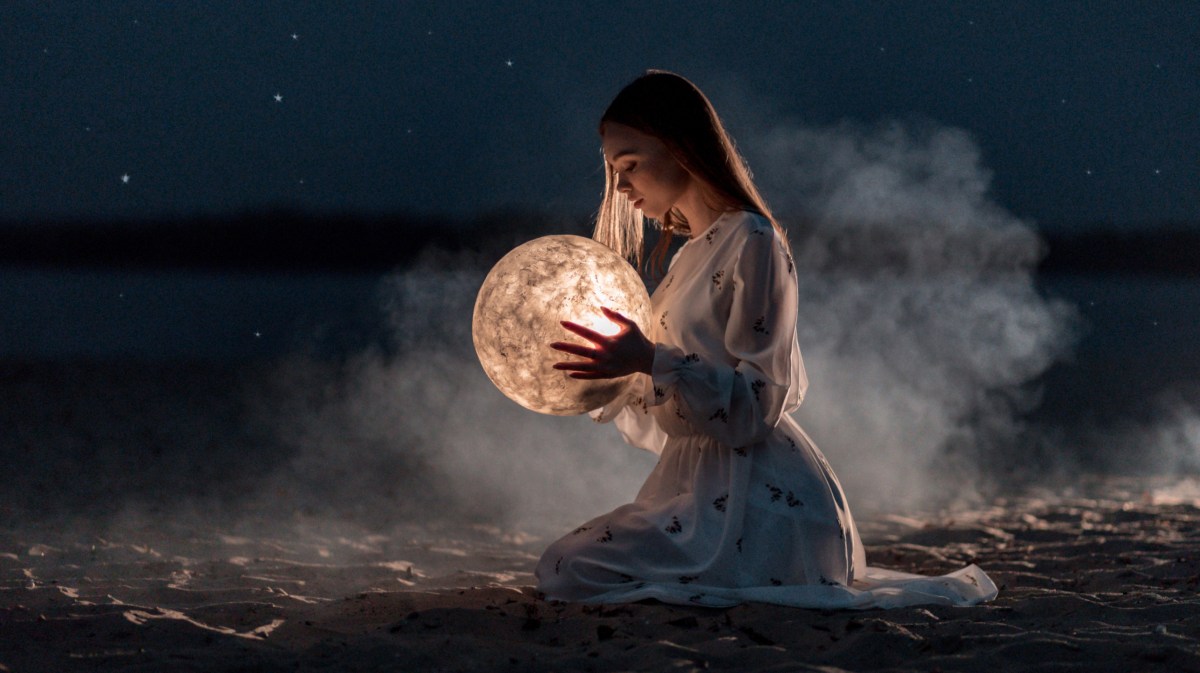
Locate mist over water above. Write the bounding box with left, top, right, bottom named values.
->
left=6, top=117, right=1197, bottom=559
left=245, top=249, right=656, bottom=537
left=248, top=118, right=1080, bottom=536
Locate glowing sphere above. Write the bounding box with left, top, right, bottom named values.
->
left=472, top=235, right=652, bottom=415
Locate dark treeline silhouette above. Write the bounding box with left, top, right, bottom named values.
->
left=0, top=209, right=589, bottom=272
left=1, top=212, right=1197, bottom=276
left=1038, top=226, right=1200, bottom=277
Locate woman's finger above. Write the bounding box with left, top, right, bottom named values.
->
left=568, top=371, right=614, bottom=380
left=560, top=320, right=606, bottom=344
left=553, top=361, right=598, bottom=372
left=601, top=307, right=634, bottom=326
left=549, top=341, right=598, bottom=358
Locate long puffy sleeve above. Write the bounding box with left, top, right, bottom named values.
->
left=644, top=223, right=806, bottom=448
left=590, top=384, right=669, bottom=454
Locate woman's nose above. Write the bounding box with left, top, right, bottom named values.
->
left=615, top=173, right=632, bottom=193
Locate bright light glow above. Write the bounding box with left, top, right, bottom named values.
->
left=576, top=312, right=622, bottom=337
left=472, top=235, right=652, bottom=415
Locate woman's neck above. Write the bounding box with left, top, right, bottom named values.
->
left=675, top=184, right=725, bottom=239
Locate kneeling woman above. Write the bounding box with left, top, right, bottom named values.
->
left=537, top=71, right=996, bottom=609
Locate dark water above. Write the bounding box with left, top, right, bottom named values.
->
left=0, top=267, right=387, bottom=360
left=1034, top=273, right=1200, bottom=424
left=4, top=267, right=1196, bottom=407
left=1, top=265, right=1197, bottom=531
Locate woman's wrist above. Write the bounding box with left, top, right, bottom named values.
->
left=639, top=339, right=656, bottom=375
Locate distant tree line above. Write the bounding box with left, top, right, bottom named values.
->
left=1036, top=226, right=1200, bottom=276
left=0, top=212, right=1196, bottom=276
left=0, top=209, right=587, bottom=272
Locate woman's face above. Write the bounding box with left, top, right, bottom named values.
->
left=601, top=122, right=692, bottom=221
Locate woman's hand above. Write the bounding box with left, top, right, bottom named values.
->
left=550, top=307, right=654, bottom=379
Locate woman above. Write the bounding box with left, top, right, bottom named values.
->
left=536, top=71, right=996, bottom=608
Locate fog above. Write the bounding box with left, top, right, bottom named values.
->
left=749, top=119, right=1079, bottom=509
left=7, top=115, right=1198, bottom=556
left=241, top=249, right=657, bottom=537
left=233, top=117, right=1081, bottom=540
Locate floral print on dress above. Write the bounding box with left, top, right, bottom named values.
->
left=665, top=516, right=683, bottom=534
left=631, top=396, right=649, bottom=414
left=765, top=484, right=783, bottom=502
left=533, top=210, right=997, bottom=610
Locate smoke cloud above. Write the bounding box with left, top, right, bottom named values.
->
left=9, top=111, right=1197, bottom=578
left=247, top=248, right=656, bottom=537
left=251, top=117, right=1080, bottom=534
left=745, top=119, right=1078, bottom=510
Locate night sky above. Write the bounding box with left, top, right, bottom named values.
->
left=3, top=1, right=1197, bottom=229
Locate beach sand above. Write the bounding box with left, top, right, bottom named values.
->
left=3, top=479, right=1199, bottom=672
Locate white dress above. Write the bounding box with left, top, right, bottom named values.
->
left=535, top=210, right=997, bottom=609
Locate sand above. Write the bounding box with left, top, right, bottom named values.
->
left=3, top=478, right=1200, bottom=672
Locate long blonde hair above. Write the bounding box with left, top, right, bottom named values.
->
left=593, top=70, right=783, bottom=274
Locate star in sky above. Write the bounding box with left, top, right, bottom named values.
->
left=505, top=59, right=513, bottom=67
left=274, top=93, right=283, bottom=102
left=121, top=174, right=130, bottom=184
left=291, top=33, right=299, bottom=40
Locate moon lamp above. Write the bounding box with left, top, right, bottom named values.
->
left=472, top=235, right=652, bottom=415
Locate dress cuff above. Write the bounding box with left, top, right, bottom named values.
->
left=590, top=368, right=654, bottom=422
left=648, top=343, right=685, bottom=407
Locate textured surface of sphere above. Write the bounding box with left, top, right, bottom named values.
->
left=472, top=235, right=652, bottom=415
